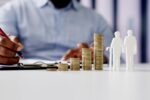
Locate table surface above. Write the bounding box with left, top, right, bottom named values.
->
left=0, top=64, right=150, bottom=100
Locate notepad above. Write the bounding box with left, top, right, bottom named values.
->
left=19, top=59, right=68, bottom=65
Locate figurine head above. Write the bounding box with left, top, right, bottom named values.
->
left=114, top=31, right=120, bottom=38
left=127, top=30, right=133, bottom=36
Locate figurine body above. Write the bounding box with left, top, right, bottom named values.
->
left=124, top=30, right=137, bottom=70
left=110, top=31, right=123, bottom=70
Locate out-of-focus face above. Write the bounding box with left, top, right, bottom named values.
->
left=50, top=0, right=72, bottom=9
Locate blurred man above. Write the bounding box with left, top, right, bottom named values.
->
left=0, top=0, right=113, bottom=64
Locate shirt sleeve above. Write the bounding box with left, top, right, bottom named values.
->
left=94, top=14, right=114, bottom=58
left=0, top=2, right=18, bottom=36
left=96, top=15, right=114, bottom=48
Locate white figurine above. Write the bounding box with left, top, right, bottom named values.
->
left=110, top=31, right=123, bottom=70
left=124, top=30, right=137, bottom=70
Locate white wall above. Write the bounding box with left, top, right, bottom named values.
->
left=81, top=0, right=113, bottom=28
left=117, top=0, right=141, bottom=63
left=80, top=0, right=91, bottom=8
left=0, top=0, right=11, bottom=6
left=96, top=0, right=113, bottom=28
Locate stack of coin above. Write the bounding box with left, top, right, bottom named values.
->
left=70, top=58, right=80, bottom=71
left=94, top=33, right=104, bottom=70
left=82, top=48, right=92, bottom=70
left=57, top=63, right=68, bottom=71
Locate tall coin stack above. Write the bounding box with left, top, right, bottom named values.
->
left=94, top=33, right=104, bottom=70
left=82, top=48, right=92, bottom=70
left=70, top=58, right=80, bottom=71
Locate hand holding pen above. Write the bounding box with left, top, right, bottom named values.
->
left=0, top=28, right=24, bottom=64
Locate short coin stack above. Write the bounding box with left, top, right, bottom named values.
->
left=70, top=58, right=80, bottom=71
left=82, top=48, right=92, bottom=70
left=94, top=33, right=104, bottom=70
left=57, top=63, right=68, bottom=71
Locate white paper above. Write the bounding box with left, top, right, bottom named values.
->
left=19, top=59, right=68, bottom=65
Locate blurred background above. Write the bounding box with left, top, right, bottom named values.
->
left=0, top=0, right=149, bottom=63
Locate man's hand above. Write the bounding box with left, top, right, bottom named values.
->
left=62, top=43, right=89, bottom=61
left=62, top=43, right=108, bottom=63
left=0, top=36, right=23, bottom=64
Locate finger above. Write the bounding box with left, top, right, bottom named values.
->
left=77, top=43, right=89, bottom=49
left=0, top=56, right=19, bottom=65
left=0, top=36, right=19, bottom=51
left=62, top=49, right=78, bottom=60
left=62, top=49, right=74, bottom=61
left=9, top=36, right=24, bottom=51
left=0, top=46, right=16, bottom=57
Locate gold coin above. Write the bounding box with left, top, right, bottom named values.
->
left=70, top=58, right=80, bottom=71
left=57, top=63, right=68, bottom=71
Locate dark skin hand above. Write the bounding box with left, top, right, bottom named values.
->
left=62, top=43, right=108, bottom=64
left=0, top=36, right=23, bottom=64
left=62, top=43, right=89, bottom=60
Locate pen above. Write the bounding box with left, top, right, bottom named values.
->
left=0, top=28, right=23, bottom=58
